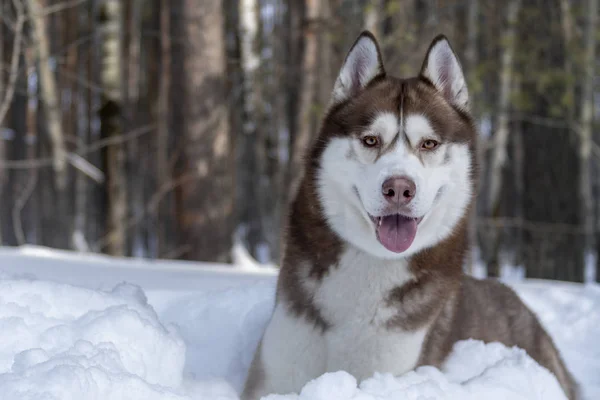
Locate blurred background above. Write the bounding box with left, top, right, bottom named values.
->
left=0, top=0, right=598, bottom=282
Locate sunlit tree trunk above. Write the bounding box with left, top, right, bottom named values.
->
left=487, top=0, right=521, bottom=218
left=99, top=0, right=127, bottom=256
left=288, top=0, right=322, bottom=203
left=485, top=0, right=521, bottom=278
left=25, top=0, right=67, bottom=189
left=174, top=0, right=234, bottom=262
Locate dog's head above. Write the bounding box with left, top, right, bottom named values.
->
left=313, top=32, right=477, bottom=259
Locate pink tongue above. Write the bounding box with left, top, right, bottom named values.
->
left=376, top=214, right=417, bottom=253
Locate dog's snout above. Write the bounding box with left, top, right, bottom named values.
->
left=382, top=176, right=416, bottom=205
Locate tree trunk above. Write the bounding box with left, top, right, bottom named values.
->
left=238, top=0, right=264, bottom=259
left=124, top=0, right=145, bottom=256
left=485, top=0, right=521, bottom=277
left=465, top=0, right=478, bottom=112
left=13, top=47, right=40, bottom=246
left=487, top=0, right=521, bottom=217
left=559, top=0, right=575, bottom=123
left=0, top=0, right=6, bottom=245
left=279, top=0, right=304, bottom=231
left=464, top=0, right=479, bottom=274
left=155, top=0, right=175, bottom=257
left=580, top=0, right=598, bottom=280
left=25, top=0, right=67, bottom=190
left=174, top=0, right=234, bottom=262
left=287, top=0, right=322, bottom=204
left=364, top=0, right=383, bottom=38
left=99, top=0, right=127, bottom=256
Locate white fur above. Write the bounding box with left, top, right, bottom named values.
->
left=317, top=112, right=472, bottom=259
left=257, top=303, right=326, bottom=398
left=331, top=35, right=382, bottom=104
left=254, top=248, right=426, bottom=398
left=317, top=248, right=427, bottom=379
left=421, top=39, right=469, bottom=110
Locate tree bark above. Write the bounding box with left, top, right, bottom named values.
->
left=364, top=0, right=383, bottom=38
left=279, top=0, right=304, bottom=229
left=0, top=0, right=6, bottom=245
left=464, top=0, right=479, bottom=275
left=485, top=0, right=521, bottom=277
left=25, top=0, right=68, bottom=190
left=174, top=0, right=234, bottom=262
left=155, top=0, right=175, bottom=257
left=559, top=0, right=575, bottom=122
left=487, top=0, right=521, bottom=218
left=288, top=0, right=322, bottom=204
left=238, top=0, right=264, bottom=258
left=580, top=0, right=598, bottom=280
left=99, top=0, right=127, bottom=256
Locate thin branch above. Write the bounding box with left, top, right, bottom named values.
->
left=0, top=5, right=25, bottom=127
left=0, top=124, right=155, bottom=169
left=31, top=0, right=91, bottom=19
left=92, top=172, right=197, bottom=252
left=67, top=153, right=105, bottom=183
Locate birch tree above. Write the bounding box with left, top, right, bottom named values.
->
left=99, top=0, right=127, bottom=256
left=487, top=0, right=522, bottom=217
left=25, top=0, right=67, bottom=189
left=238, top=0, right=264, bottom=258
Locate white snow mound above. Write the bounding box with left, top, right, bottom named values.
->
left=0, top=255, right=587, bottom=400
left=263, top=339, right=566, bottom=400
left=0, top=277, right=187, bottom=400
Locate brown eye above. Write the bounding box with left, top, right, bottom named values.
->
left=362, top=136, right=379, bottom=147
left=421, top=139, right=439, bottom=150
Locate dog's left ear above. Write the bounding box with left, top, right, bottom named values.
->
left=420, top=35, right=469, bottom=111
left=331, top=31, right=385, bottom=105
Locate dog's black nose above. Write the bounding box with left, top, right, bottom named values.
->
left=382, top=176, right=416, bottom=205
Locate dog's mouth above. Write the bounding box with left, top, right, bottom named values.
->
left=369, top=214, right=423, bottom=253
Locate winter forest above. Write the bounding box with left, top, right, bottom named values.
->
left=0, top=0, right=598, bottom=282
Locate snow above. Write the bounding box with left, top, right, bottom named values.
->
left=0, top=245, right=598, bottom=400
left=261, top=341, right=566, bottom=400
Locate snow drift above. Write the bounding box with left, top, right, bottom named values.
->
left=0, top=246, right=597, bottom=399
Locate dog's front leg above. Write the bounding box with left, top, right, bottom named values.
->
left=241, top=303, right=326, bottom=400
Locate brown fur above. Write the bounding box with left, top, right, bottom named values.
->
left=248, top=33, right=578, bottom=400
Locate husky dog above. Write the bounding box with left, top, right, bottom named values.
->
left=242, top=32, right=577, bottom=400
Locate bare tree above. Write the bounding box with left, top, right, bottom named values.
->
left=486, top=0, right=521, bottom=220
left=559, top=0, right=575, bottom=123
left=174, top=0, right=234, bottom=262
left=99, top=0, right=127, bottom=256
left=25, top=0, right=68, bottom=189
left=579, top=0, right=598, bottom=280
left=156, top=0, right=174, bottom=256
left=288, top=0, right=323, bottom=203
left=464, top=0, right=479, bottom=274
left=237, top=0, right=264, bottom=258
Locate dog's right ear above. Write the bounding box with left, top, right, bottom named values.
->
left=331, top=31, right=385, bottom=105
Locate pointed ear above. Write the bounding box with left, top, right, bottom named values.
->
left=420, top=35, right=469, bottom=111
left=331, top=31, right=385, bottom=104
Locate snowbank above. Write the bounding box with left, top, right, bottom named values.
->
left=0, top=276, right=188, bottom=399
left=0, top=246, right=597, bottom=399
left=263, top=340, right=566, bottom=400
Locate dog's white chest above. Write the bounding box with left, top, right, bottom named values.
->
left=314, top=248, right=428, bottom=380
left=257, top=249, right=429, bottom=398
